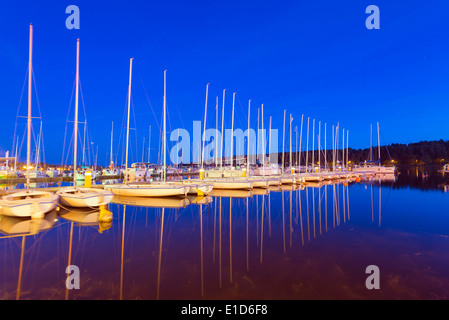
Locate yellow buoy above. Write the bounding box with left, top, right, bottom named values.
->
left=99, top=205, right=113, bottom=223
left=84, top=170, right=92, bottom=188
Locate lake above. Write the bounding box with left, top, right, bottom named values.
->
left=2, top=167, right=449, bottom=300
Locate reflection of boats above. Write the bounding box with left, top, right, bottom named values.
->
left=353, top=164, right=396, bottom=175
left=112, top=195, right=190, bottom=208
left=58, top=206, right=112, bottom=231
left=279, top=184, right=298, bottom=191
left=304, top=181, right=323, bottom=188
left=439, top=164, right=449, bottom=173
left=252, top=188, right=269, bottom=196
left=209, top=189, right=253, bottom=198
left=0, top=208, right=58, bottom=300
left=376, top=173, right=397, bottom=182
left=0, top=209, right=57, bottom=235
left=267, top=185, right=281, bottom=192
left=59, top=207, right=100, bottom=225
left=187, top=195, right=213, bottom=205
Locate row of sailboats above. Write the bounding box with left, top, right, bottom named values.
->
left=1, top=24, right=389, bottom=212
left=0, top=27, right=114, bottom=218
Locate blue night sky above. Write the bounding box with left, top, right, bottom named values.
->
left=0, top=1, right=448, bottom=166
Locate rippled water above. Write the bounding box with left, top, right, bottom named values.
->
left=2, top=168, right=449, bottom=300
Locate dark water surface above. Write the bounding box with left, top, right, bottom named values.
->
left=2, top=168, right=449, bottom=300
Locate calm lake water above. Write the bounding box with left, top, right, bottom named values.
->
left=2, top=167, right=449, bottom=300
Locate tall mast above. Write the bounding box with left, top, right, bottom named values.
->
left=230, top=92, right=235, bottom=167
left=335, top=123, right=339, bottom=171
left=282, top=109, right=286, bottom=173
left=215, top=96, right=218, bottom=167
left=342, top=129, right=345, bottom=170
left=220, top=89, right=225, bottom=169
left=377, top=122, right=380, bottom=166
left=26, top=24, right=33, bottom=189
left=295, top=125, right=298, bottom=167
left=312, top=119, right=315, bottom=172
left=299, top=114, right=303, bottom=173
left=141, top=137, right=145, bottom=162
left=257, top=108, right=259, bottom=164
left=261, top=104, right=265, bottom=175
left=124, top=58, right=133, bottom=182
left=269, top=116, right=272, bottom=166
left=370, top=124, right=373, bottom=162
left=201, top=83, right=209, bottom=171
left=110, top=121, right=113, bottom=165
left=148, top=125, right=151, bottom=163
left=346, top=130, right=349, bottom=168
left=332, top=125, right=335, bottom=171
left=324, top=123, right=327, bottom=171
left=318, top=121, right=321, bottom=173
left=247, top=100, right=251, bottom=173
left=289, top=113, right=293, bottom=173
left=305, top=117, right=309, bottom=173
left=163, top=70, right=168, bottom=181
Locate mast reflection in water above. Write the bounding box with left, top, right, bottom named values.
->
left=2, top=169, right=449, bottom=299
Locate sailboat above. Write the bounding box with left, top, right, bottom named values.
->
left=0, top=24, right=59, bottom=218
left=189, top=90, right=253, bottom=190
left=353, top=122, right=396, bottom=175
left=104, top=62, right=189, bottom=197
left=56, top=39, right=113, bottom=208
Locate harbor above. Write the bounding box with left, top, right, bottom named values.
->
left=1, top=0, right=449, bottom=308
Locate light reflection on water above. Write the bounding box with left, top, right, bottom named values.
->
left=2, top=169, right=449, bottom=300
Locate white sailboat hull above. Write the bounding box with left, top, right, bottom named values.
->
left=353, top=166, right=396, bottom=174
left=0, top=190, right=59, bottom=218
left=56, top=187, right=113, bottom=208
left=200, top=179, right=253, bottom=190
left=104, top=183, right=189, bottom=197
